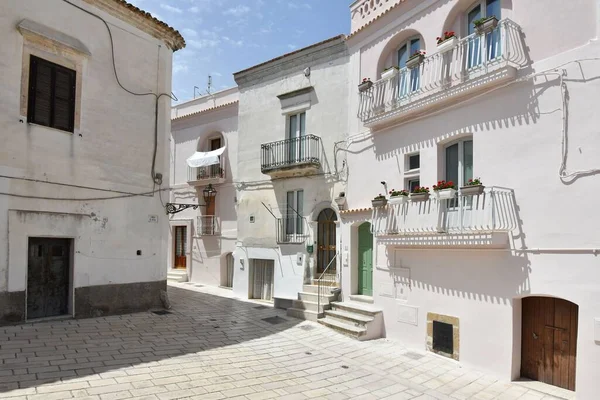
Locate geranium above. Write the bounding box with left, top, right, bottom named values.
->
left=433, top=180, right=456, bottom=191
left=362, top=77, right=371, bottom=83
left=473, top=15, right=496, bottom=27
left=436, top=31, right=456, bottom=45
left=408, top=49, right=426, bottom=59
left=465, top=177, right=483, bottom=186
left=373, top=193, right=386, bottom=200
left=389, top=189, right=408, bottom=197
left=411, top=186, right=430, bottom=194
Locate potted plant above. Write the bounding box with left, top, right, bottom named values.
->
left=406, top=50, right=426, bottom=69
left=358, top=78, right=373, bottom=92
left=371, top=194, right=387, bottom=208
left=460, top=178, right=485, bottom=196
left=433, top=180, right=457, bottom=200
left=409, top=186, right=430, bottom=202
left=436, top=31, right=457, bottom=54
left=381, top=66, right=399, bottom=80
left=335, top=192, right=346, bottom=208
left=474, top=15, right=498, bottom=35
left=388, top=189, right=409, bottom=205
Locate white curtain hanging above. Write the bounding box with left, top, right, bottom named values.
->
left=186, top=146, right=226, bottom=168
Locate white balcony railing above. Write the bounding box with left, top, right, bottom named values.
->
left=358, top=19, right=526, bottom=125
left=187, top=157, right=225, bottom=184
left=371, top=187, right=517, bottom=237
left=197, top=215, right=220, bottom=236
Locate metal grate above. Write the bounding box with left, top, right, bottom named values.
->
left=433, top=321, right=453, bottom=355
left=253, top=305, right=269, bottom=310
left=262, top=316, right=287, bottom=325
left=152, top=310, right=172, bottom=315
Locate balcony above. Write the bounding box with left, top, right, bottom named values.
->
left=358, top=19, right=526, bottom=128
left=261, top=135, right=322, bottom=177
left=275, top=217, right=308, bottom=244
left=197, top=216, right=220, bottom=236
left=371, top=187, right=517, bottom=247
left=187, top=157, right=226, bottom=186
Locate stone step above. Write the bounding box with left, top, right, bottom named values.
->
left=348, top=294, right=375, bottom=304
left=167, top=270, right=188, bottom=283
left=302, top=285, right=319, bottom=294
left=324, top=309, right=374, bottom=326
left=330, top=301, right=382, bottom=318
left=292, top=300, right=330, bottom=313
left=298, top=292, right=337, bottom=303
left=286, top=308, right=322, bottom=322
left=318, top=317, right=367, bottom=340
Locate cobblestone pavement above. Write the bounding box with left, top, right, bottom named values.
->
left=0, top=283, right=573, bottom=400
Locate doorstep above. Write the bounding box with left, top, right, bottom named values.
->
left=349, top=294, right=374, bottom=304
left=512, top=379, right=576, bottom=400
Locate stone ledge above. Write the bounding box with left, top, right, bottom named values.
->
left=0, top=291, right=26, bottom=326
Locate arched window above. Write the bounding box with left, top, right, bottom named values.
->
left=397, top=37, right=422, bottom=96
left=466, top=0, right=502, bottom=68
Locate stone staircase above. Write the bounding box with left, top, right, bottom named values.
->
left=167, top=269, right=188, bottom=283
left=286, top=283, right=339, bottom=322
left=318, top=300, right=384, bottom=341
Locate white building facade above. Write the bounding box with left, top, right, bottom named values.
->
left=338, top=0, right=600, bottom=397
left=168, top=88, right=239, bottom=287
left=0, top=0, right=184, bottom=324
left=232, top=36, right=349, bottom=307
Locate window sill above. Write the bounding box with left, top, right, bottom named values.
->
left=28, top=122, right=76, bottom=136
left=404, top=169, right=420, bottom=177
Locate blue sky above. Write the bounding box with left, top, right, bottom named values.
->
left=127, top=0, right=351, bottom=102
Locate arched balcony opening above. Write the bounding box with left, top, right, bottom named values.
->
left=186, top=131, right=227, bottom=186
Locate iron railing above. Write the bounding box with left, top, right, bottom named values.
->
left=275, top=217, right=308, bottom=244
left=317, top=253, right=338, bottom=316
left=197, top=215, right=220, bottom=236
left=261, top=135, right=321, bottom=172
left=358, top=19, right=526, bottom=123
left=371, top=187, right=517, bottom=236
left=187, top=157, right=226, bottom=183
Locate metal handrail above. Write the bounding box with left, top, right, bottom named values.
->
left=317, top=253, right=338, bottom=316
left=260, top=134, right=321, bottom=171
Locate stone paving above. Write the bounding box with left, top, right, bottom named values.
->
left=0, top=283, right=573, bottom=400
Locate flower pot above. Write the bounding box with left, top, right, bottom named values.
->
left=410, top=193, right=430, bottom=202
left=437, top=36, right=458, bottom=54
left=406, top=54, right=424, bottom=69
left=475, top=16, right=498, bottom=35
left=388, top=196, right=407, bottom=205
left=434, top=188, right=457, bottom=200
left=460, top=185, right=485, bottom=196
left=358, top=81, right=373, bottom=92
left=371, top=198, right=387, bottom=208
left=381, top=68, right=399, bottom=80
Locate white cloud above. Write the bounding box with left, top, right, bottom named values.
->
left=212, top=72, right=223, bottom=77
left=160, top=3, right=182, bottom=13
left=287, top=44, right=297, bottom=50
left=188, top=38, right=220, bottom=49
left=173, top=63, right=189, bottom=74
left=189, top=6, right=199, bottom=13
left=288, top=2, right=311, bottom=9
left=181, top=28, right=198, bottom=38
left=223, top=5, right=250, bottom=16
left=223, top=36, right=244, bottom=47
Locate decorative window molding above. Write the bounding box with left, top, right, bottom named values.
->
left=278, top=87, right=313, bottom=114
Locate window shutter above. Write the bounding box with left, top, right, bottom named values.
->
left=53, top=68, right=75, bottom=132
left=28, top=57, right=53, bottom=127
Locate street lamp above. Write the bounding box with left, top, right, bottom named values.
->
left=202, top=184, right=217, bottom=205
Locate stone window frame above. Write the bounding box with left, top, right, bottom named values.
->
left=18, top=21, right=89, bottom=135
left=427, top=312, right=460, bottom=360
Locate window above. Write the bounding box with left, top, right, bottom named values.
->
left=407, top=178, right=420, bottom=193
left=27, top=55, right=76, bottom=132
left=445, top=139, right=473, bottom=187
left=405, top=153, right=420, bottom=192
left=285, top=190, right=304, bottom=235
left=407, top=154, right=420, bottom=171
left=287, top=112, right=306, bottom=163
left=398, top=38, right=421, bottom=96
left=466, top=0, right=502, bottom=68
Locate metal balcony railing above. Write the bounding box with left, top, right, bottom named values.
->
left=275, top=217, right=308, bottom=244
left=371, top=187, right=517, bottom=236
left=358, top=19, right=526, bottom=124
left=261, top=135, right=321, bottom=172
left=187, top=157, right=225, bottom=183
left=197, top=215, right=220, bottom=236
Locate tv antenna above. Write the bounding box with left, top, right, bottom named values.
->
left=193, top=75, right=213, bottom=98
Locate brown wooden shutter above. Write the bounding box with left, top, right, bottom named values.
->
left=28, top=57, right=53, bottom=127
left=53, top=67, right=75, bottom=132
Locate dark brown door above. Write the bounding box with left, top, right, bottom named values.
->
left=521, top=297, right=578, bottom=391
left=317, top=209, right=337, bottom=274
left=210, top=138, right=222, bottom=178
left=174, top=226, right=187, bottom=269
left=27, top=238, right=70, bottom=319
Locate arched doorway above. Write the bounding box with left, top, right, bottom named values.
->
left=521, top=297, right=578, bottom=391
left=317, top=209, right=337, bottom=275
left=357, top=223, right=373, bottom=296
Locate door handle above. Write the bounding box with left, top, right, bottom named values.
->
left=533, top=332, right=538, bottom=340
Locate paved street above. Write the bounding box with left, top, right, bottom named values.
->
left=0, top=283, right=572, bottom=400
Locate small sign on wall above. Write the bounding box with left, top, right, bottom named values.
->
left=595, top=318, right=600, bottom=343
left=148, top=215, right=158, bottom=223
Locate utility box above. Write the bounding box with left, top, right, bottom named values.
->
left=306, top=244, right=313, bottom=254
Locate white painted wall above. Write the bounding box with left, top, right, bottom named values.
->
left=169, top=90, right=239, bottom=287
left=342, top=0, right=600, bottom=397
left=0, top=1, right=173, bottom=295
left=234, top=43, right=349, bottom=300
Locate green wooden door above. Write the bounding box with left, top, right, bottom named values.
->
left=358, top=223, right=373, bottom=296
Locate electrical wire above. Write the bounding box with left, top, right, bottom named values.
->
left=0, top=187, right=169, bottom=201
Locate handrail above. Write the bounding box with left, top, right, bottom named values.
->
left=317, top=253, right=338, bottom=316
left=261, top=134, right=321, bottom=171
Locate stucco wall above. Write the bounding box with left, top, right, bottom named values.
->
left=0, top=0, right=173, bottom=314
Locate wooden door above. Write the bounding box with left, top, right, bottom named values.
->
left=209, top=138, right=222, bottom=177
left=358, top=223, right=373, bottom=296
left=27, top=238, right=70, bottom=319
left=174, top=226, right=187, bottom=269
left=521, top=297, right=578, bottom=391
left=317, top=209, right=337, bottom=274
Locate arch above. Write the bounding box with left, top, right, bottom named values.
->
left=520, top=296, right=578, bottom=391
left=316, top=208, right=337, bottom=274
left=220, top=252, right=234, bottom=288
left=310, top=200, right=340, bottom=222
left=377, top=29, right=424, bottom=79
left=195, top=130, right=226, bottom=152
left=441, top=0, right=512, bottom=36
